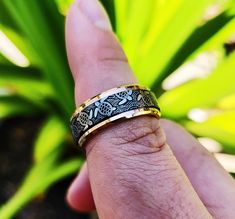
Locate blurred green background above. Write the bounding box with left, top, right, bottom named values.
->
left=0, top=0, right=235, bottom=218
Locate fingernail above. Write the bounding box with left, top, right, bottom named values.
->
left=75, top=0, right=112, bottom=31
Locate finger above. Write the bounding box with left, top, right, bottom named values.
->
left=66, top=0, right=137, bottom=106
left=67, top=120, right=235, bottom=218
left=161, top=119, right=235, bottom=219
left=65, top=1, right=212, bottom=218
left=66, top=162, right=95, bottom=212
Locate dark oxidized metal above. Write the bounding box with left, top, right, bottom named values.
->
left=70, top=85, right=160, bottom=147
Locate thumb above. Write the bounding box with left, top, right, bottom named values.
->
left=66, top=1, right=212, bottom=218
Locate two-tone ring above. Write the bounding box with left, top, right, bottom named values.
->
left=70, top=84, right=161, bottom=147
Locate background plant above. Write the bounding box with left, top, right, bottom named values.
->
left=0, top=0, right=235, bottom=218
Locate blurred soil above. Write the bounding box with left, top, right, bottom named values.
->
left=0, top=116, right=89, bottom=219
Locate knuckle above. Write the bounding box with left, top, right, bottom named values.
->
left=97, top=45, right=128, bottom=64
left=110, top=116, right=166, bottom=155
left=97, top=49, right=129, bottom=74
left=85, top=116, right=166, bottom=156
left=95, top=32, right=128, bottom=64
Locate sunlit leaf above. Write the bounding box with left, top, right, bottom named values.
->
left=114, top=0, right=129, bottom=41
left=0, top=66, right=55, bottom=107
left=2, top=0, right=74, bottom=117
left=217, top=93, right=235, bottom=110
left=185, top=111, right=235, bottom=153
left=0, top=25, right=39, bottom=66
left=132, top=0, right=213, bottom=87
left=119, top=0, right=155, bottom=64
left=0, top=53, right=13, bottom=65
left=159, top=51, right=235, bottom=119
left=157, top=7, right=235, bottom=81
left=194, top=4, right=235, bottom=53
left=1, top=0, right=235, bottom=218
left=55, top=0, right=73, bottom=15
left=34, top=116, right=67, bottom=162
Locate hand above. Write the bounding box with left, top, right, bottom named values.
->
left=65, top=0, right=235, bottom=218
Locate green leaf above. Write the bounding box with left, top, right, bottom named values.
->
left=0, top=149, right=83, bottom=219
left=0, top=96, right=38, bottom=118
left=217, top=93, right=235, bottom=110
left=34, top=116, right=67, bottom=162
left=0, top=2, right=20, bottom=31
left=191, top=3, right=235, bottom=53
left=185, top=111, right=235, bottom=153
left=55, top=0, right=73, bottom=15
left=114, top=0, right=129, bottom=41
left=0, top=65, right=55, bottom=107
left=159, top=51, right=235, bottom=119
left=137, top=0, right=184, bottom=52
left=0, top=54, right=14, bottom=66
left=155, top=8, right=235, bottom=85
left=2, top=0, right=74, bottom=117
left=122, top=0, right=213, bottom=87
left=0, top=25, right=39, bottom=66
left=46, top=158, right=83, bottom=186
left=119, top=0, right=156, bottom=64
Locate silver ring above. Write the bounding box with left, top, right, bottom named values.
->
left=70, top=84, right=161, bottom=147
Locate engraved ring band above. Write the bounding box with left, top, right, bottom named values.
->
left=70, top=84, right=161, bottom=147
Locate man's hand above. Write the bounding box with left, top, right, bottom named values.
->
left=65, top=0, right=235, bottom=218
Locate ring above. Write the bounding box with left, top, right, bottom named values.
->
left=70, top=84, right=161, bottom=147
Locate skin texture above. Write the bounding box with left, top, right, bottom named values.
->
left=65, top=0, right=235, bottom=218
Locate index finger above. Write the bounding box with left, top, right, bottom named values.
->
left=66, top=0, right=212, bottom=218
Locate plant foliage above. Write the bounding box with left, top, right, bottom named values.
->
left=0, top=0, right=235, bottom=218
